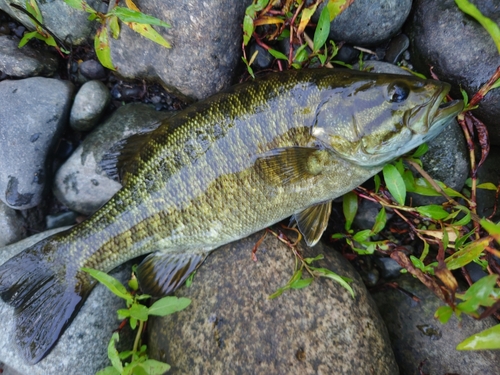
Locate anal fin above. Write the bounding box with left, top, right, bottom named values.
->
left=136, top=251, right=207, bottom=297
left=290, top=201, right=332, bottom=247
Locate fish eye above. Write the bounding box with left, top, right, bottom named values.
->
left=387, top=82, right=410, bottom=103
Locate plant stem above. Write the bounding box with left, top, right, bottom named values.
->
left=133, top=319, right=145, bottom=354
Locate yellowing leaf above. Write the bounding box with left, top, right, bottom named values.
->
left=125, top=21, right=172, bottom=48
left=326, top=0, right=354, bottom=22
left=94, top=27, right=115, bottom=70
left=445, top=238, right=489, bottom=270
left=125, top=0, right=140, bottom=12
left=297, top=4, right=318, bottom=35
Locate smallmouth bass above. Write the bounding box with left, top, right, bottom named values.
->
left=0, top=69, right=463, bottom=363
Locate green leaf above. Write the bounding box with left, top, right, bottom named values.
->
left=435, top=305, right=454, bottom=324
left=455, top=228, right=476, bottom=249
left=457, top=324, right=500, bottom=350
left=18, top=30, right=38, bottom=48
left=129, top=317, right=137, bottom=330
left=107, top=332, right=123, bottom=373
left=460, top=87, right=469, bottom=106
left=371, top=207, right=387, bottom=234
left=96, top=366, right=120, bottom=375
left=26, top=0, right=43, bottom=24
left=374, top=174, right=381, bottom=193
left=297, top=4, right=318, bottom=35
left=290, top=277, right=314, bottom=289
left=128, top=276, right=138, bottom=291
left=313, top=267, right=355, bottom=298
left=304, top=254, right=324, bottom=264
left=243, top=14, right=254, bottom=45
left=416, top=205, right=449, bottom=220
left=109, top=15, right=120, bottom=39
left=353, top=229, right=372, bottom=242
left=148, top=296, right=191, bottom=317
left=343, top=191, right=358, bottom=230
left=117, top=308, right=130, bottom=320
left=481, top=219, right=500, bottom=243
left=136, top=359, right=171, bottom=375
left=268, top=48, right=288, bottom=60
left=402, top=169, right=415, bottom=191
left=82, top=267, right=132, bottom=303
left=94, top=26, right=115, bottom=70
left=109, top=6, right=170, bottom=27
left=383, top=164, right=406, bottom=205
left=294, top=43, right=309, bottom=63
left=455, top=0, right=500, bottom=54
left=63, top=0, right=97, bottom=14
left=458, top=275, right=499, bottom=312
left=129, top=303, right=149, bottom=321
left=477, top=182, right=498, bottom=190
left=445, top=238, right=489, bottom=270
left=313, top=5, right=330, bottom=52
left=419, top=240, right=430, bottom=262
left=125, top=21, right=172, bottom=48
left=327, top=0, right=352, bottom=21
left=412, top=143, right=428, bottom=157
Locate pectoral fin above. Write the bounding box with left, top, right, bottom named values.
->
left=255, top=147, right=328, bottom=185
left=136, top=251, right=207, bottom=297
left=291, top=201, right=332, bottom=247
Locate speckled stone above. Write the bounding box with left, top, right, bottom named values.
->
left=0, top=228, right=135, bottom=375
left=372, top=274, right=500, bottom=375
left=70, top=80, right=111, bottom=131
left=148, top=230, right=399, bottom=375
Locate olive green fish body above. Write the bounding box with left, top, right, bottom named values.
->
left=0, top=69, right=463, bottom=363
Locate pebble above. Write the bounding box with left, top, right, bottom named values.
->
left=0, top=77, right=74, bottom=210
left=70, top=80, right=111, bottom=132
left=54, top=103, right=173, bottom=215
left=374, top=257, right=403, bottom=279
left=0, top=35, right=58, bottom=77
left=79, top=60, right=106, bottom=80
left=406, top=0, right=500, bottom=145
left=148, top=230, right=399, bottom=374
left=384, top=34, right=409, bottom=64
left=247, top=42, right=274, bottom=69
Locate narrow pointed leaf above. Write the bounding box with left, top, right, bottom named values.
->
left=445, top=238, right=489, bottom=270
left=148, top=296, right=191, bottom=316
left=457, top=324, right=500, bottom=350
left=94, top=27, right=115, bottom=70
left=343, top=191, right=358, bottom=230
left=137, top=359, right=171, bottom=375
left=125, top=21, right=172, bottom=48
left=64, top=0, right=97, bottom=14
left=82, top=267, right=131, bottom=302
left=313, top=5, right=330, bottom=52
left=416, top=205, right=449, bottom=220
left=110, top=7, right=170, bottom=28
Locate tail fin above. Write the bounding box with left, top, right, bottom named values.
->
left=0, top=239, right=94, bottom=364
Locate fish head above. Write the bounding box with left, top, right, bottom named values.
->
left=313, top=72, right=464, bottom=167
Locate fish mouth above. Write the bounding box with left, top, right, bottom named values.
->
left=428, top=84, right=463, bottom=130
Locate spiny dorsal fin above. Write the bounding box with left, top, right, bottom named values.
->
left=136, top=251, right=207, bottom=297
left=290, top=200, right=332, bottom=247
left=255, top=147, right=328, bottom=185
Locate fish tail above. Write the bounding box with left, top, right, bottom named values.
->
left=0, top=238, right=94, bottom=364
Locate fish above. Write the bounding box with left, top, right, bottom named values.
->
left=0, top=69, right=463, bottom=363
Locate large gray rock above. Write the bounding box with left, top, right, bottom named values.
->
left=372, top=274, right=500, bottom=375
left=107, top=0, right=250, bottom=101
left=0, top=228, right=135, bottom=375
left=54, top=103, right=172, bottom=215
left=148, top=230, right=399, bottom=374
left=0, top=35, right=58, bottom=77
left=0, top=0, right=102, bottom=46
left=406, top=0, right=500, bottom=145
left=0, top=77, right=74, bottom=210
left=70, top=80, right=111, bottom=132
left=316, top=0, right=412, bottom=46
left=0, top=200, right=26, bottom=247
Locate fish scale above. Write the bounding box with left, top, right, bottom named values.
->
left=0, top=68, right=463, bottom=363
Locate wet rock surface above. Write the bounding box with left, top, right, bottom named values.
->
left=407, top=0, right=500, bottom=145
left=0, top=77, right=73, bottom=210
left=54, top=103, right=172, bottom=215
left=108, top=0, right=251, bottom=101
left=70, top=80, right=111, bottom=132
left=148, top=230, right=399, bottom=375
left=372, top=274, right=500, bottom=375
left=0, top=200, right=26, bottom=247
left=0, top=228, right=135, bottom=375
left=0, top=35, right=58, bottom=77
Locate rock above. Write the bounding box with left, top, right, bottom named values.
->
left=0, top=77, right=74, bottom=210
left=45, top=211, right=79, bottom=230
left=79, top=60, right=106, bottom=80
left=54, top=103, right=172, bottom=215
left=148, top=230, right=399, bottom=374
left=70, top=80, right=111, bottom=132
left=107, top=0, right=250, bottom=101
left=247, top=42, right=273, bottom=69
left=0, top=35, right=58, bottom=77
left=0, top=228, right=135, bottom=375
left=406, top=0, right=500, bottom=145
left=0, top=200, right=26, bottom=246
left=476, top=146, right=500, bottom=221
left=384, top=33, right=409, bottom=64
left=374, top=257, right=402, bottom=279
left=0, top=0, right=102, bottom=46
left=316, top=0, right=412, bottom=46
left=353, top=199, right=393, bottom=231
left=372, top=274, right=500, bottom=375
